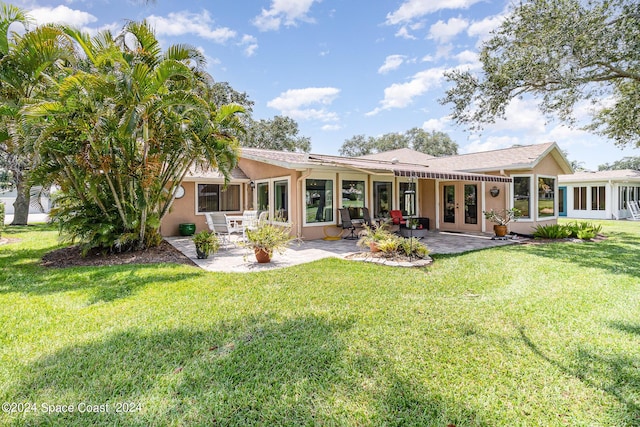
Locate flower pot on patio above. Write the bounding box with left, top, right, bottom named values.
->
left=493, top=224, right=508, bottom=237
left=254, top=248, right=271, bottom=263
left=179, top=223, right=196, bottom=236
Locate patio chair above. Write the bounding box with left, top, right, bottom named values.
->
left=362, top=207, right=373, bottom=227
left=338, top=208, right=358, bottom=240
left=204, top=213, right=230, bottom=247
left=389, top=210, right=406, bottom=226
left=242, top=210, right=259, bottom=239
left=224, top=214, right=244, bottom=243
left=258, top=211, right=269, bottom=225
left=628, top=201, right=640, bottom=220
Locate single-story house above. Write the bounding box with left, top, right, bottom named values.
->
left=558, top=169, right=640, bottom=220
left=160, top=141, right=573, bottom=238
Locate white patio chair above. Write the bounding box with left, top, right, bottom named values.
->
left=224, top=214, right=244, bottom=243
left=627, top=200, right=640, bottom=220
left=242, top=210, right=259, bottom=239
left=204, top=213, right=230, bottom=247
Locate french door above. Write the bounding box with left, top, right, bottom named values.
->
left=440, top=182, right=481, bottom=232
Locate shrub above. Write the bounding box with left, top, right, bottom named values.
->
left=533, top=221, right=602, bottom=240
left=533, top=224, right=572, bottom=239
left=399, top=237, right=430, bottom=259
left=565, top=221, right=602, bottom=239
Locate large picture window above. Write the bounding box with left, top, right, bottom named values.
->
left=306, top=179, right=333, bottom=223
left=256, top=182, right=269, bottom=212
left=341, top=180, right=365, bottom=219
left=591, top=186, right=605, bottom=211
left=538, top=177, right=556, bottom=217
left=197, top=184, right=240, bottom=213
left=574, top=187, right=587, bottom=210
left=513, top=176, right=531, bottom=218
left=274, top=179, right=289, bottom=221
left=373, top=181, right=392, bottom=218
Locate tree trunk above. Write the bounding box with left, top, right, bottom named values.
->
left=11, top=180, right=30, bottom=225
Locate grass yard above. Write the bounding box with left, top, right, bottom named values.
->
left=1, top=220, right=639, bottom=426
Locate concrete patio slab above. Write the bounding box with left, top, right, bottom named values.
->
left=167, top=230, right=520, bottom=273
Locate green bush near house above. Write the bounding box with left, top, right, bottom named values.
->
left=534, top=221, right=603, bottom=240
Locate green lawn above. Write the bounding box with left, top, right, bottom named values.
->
left=1, top=220, right=639, bottom=426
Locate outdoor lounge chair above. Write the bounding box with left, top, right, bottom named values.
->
left=338, top=208, right=358, bottom=239
left=362, top=207, right=373, bottom=227
left=628, top=201, right=640, bottom=220
left=204, top=212, right=230, bottom=247
left=389, top=210, right=406, bottom=226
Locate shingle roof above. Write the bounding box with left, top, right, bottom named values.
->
left=420, top=142, right=572, bottom=174
left=559, top=169, right=640, bottom=182
left=359, top=148, right=435, bottom=164
left=184, top=165, right=249, bottom=180
left=239, top=149, right=512, bottom=182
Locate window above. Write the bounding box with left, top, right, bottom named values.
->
left=538, top=177, right=556, bottom=217
left=574, top=186, right=587, bottom=210
left=305, top=179, right=333, bottom=224
left=591, top=186, right=605, bottom=210
left=619, top=186, right=628, bottom=210
left=341, top=180, right=365, bottom=219
left=399, top=182, right=416, bottom=216
left=373, top=181, right=393, bottom=218
left=513, top=176, right=531, bottom=218
left=256, top=182, right=269, bottom=212
left=197, top=183, right=240, bottom=213
left=274, top=179, right=288, bottom=221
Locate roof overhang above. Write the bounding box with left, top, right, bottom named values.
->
left=394, top=169, right=512, bottom=182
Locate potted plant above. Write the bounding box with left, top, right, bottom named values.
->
left=245, top=222, right=294, bottom=263
left=357, top=221, right=395, bottom=252
left=483, top=208, right=521, bottom=237
left=408, top=218, right=420, bottom=229
left=192, top=230, right=220, bottom=259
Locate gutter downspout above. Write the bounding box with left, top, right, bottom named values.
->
left=296, top=168, right=312, bottom=237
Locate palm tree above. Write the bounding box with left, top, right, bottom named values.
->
left=0, top=9, right=76, bottom=225
left=27, top=21, right=245, bottom=251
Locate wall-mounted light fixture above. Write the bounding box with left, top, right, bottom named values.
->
left=249, top=181, right=255, bottom=189
left=490, top=186, right=500, bottom=197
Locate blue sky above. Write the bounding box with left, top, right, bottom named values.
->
left=12, top=0, right=639, bottom=170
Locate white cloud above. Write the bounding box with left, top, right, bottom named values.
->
left=267, top=87, right=340, bottom=122
left=428, top=17, right=468, bottom=44
left=240, top=34, right=258, bottom=57
left=422, top=117, right=450, bottom=132
left=321, top=124, right=342, bottom=131
left=147, top=11, right=236, bottom=43
left=386, top=0, right=482, bottom=25
left=467, top=13, right=506, bottom=47
left=454, top=49, right=478, bottom=65
left=28, top=5, right=97, bottom=27
left=367, top=67, right=446, bottom=115
left=378, top=54, right=406, bottom=74
left=253, top=0, right=318, bottom=32
left=395, top=26, right=417, bottom=40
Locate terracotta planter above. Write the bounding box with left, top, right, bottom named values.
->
left=493, top=225, right=508, bottom=237
left=369, top=242, right=381, bottom=253
left=254, top=248, right=271, bottom=263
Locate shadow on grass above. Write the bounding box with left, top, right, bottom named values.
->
left=1, top=227, right=201, bottom=303
left=518, top=327, right=640, bottom=425
left=512, top=231, right=640, bottom=278
left=3, top=315, right=487, bottom=426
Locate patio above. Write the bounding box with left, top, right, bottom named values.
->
left=166, top=231, right=521, bottom=273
